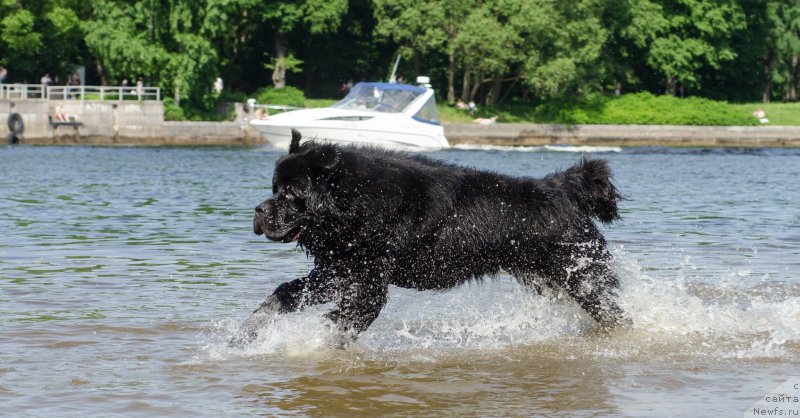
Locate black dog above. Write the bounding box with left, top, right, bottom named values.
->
left=232, top=130, right=629, bottom=346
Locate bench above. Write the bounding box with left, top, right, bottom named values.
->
left=49, top=115, right=83, bottom=143
left=49, top=115, right=83, bottom=128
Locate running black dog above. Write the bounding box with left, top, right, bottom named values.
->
left=232, top=130, right=629, bottom=346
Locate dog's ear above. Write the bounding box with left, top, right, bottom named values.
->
left=308, top=144, right=341, bottom=173
left=289, top=129, right=302, bottom=154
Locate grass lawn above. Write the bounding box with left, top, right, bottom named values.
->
left=302, top=94, right=800, bottom=126
left=438, top=95, right=800, bottom=126
left=729, top=102, right=800, bottom=126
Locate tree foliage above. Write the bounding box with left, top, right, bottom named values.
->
left=1, top=0, right=800, bottom=108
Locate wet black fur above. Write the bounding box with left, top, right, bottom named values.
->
left=240, top=130, right=629, bottom=344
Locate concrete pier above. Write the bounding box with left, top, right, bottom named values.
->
left=1, top=98, right=265, bottom=146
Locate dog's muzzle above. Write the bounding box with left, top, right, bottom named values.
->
left=253, top=200, right=302, bottom=242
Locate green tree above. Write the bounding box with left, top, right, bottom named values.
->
left=259, top=0, right=348, bottom=88
left=623, top=0, right=746, bottom=95
left=453, top=4, right=520, bottom=103
left=374, top=0, right=476, bottom=103
left=766, top=0, right=800, bottom=101
left=451, top=0, right=608, bottom=103
left=512, top=0, right=608, bottom=98
left=84, top=0, right=222, bottom=105
left=0, top=7, right=43, bottom=78
left=0, top=0, right=85, bottom=82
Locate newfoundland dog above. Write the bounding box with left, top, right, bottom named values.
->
left=231, top=130, right=629, bottom=346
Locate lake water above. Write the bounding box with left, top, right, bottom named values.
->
left=1, top=144, right=798, bottom=417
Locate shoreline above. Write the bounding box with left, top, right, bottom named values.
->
left=4, top=97, right=799, bottom=148
left=444, top=123, right=800, bottom=148
left=7, top=122, right=800, bottom=148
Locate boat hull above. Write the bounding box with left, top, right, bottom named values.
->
left=251, top=120, right=448, bottom=151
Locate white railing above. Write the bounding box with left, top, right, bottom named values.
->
left=0, top=84, right=46, bottom=99
left=0, top=83, right=161, bottom=101
left=47, top=85, right=160, bottom=101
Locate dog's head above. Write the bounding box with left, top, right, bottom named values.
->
left=253, top=130, right=341, bottom=243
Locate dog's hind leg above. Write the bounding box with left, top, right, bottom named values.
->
left=229, top=269, right=337, bottom=347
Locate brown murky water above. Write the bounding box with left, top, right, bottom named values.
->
left=1, top=146, right=798, bottom=416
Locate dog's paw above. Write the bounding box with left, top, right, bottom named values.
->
left=228, top=327, right=259, bottom=348
left=321, top=310, right=359, bottom=349
left=227, top=296, right=283, bottom=348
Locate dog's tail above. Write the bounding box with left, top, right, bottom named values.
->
left=560, top=157, right=622, bottom=224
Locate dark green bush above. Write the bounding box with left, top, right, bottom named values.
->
left=217, top=90, right=247, bottom=103
left=253, top=86, right=306, bottom=107
left=163, top=98, right=186, bottom=121
left=531, top=93, right=757, bottom=126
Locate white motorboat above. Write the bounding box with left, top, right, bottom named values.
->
left=249, top=81, right=449, bottom=151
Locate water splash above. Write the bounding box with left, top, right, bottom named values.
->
left=211, top=250, right=799, bottom=361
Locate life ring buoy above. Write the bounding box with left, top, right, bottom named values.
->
left=7, top=113, right=23, bottom=144
left=8, top=113, right=24, bottom=134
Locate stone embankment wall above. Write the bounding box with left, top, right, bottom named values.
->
left=444, top=123, right=800, bottom=148
left=1, top=99, right=264, bottom=146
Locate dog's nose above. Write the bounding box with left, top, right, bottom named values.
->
left=255, top=202, right=267, bottom=213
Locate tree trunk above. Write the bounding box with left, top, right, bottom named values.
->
left=413, top=50, right=421, bottom=77
left=665, top=75, right=677, bottom=96
left=271, top=27, right=286, bottom=89
left=469, top=70, right=483, bottom=103
left=763, top=57, right=774, bottom=103
left=446, top=49, right=456, bottom=104
left=95, top=61, right=108, bottom=86
left=305, top=63, right=314, bottom=95
left=762, top=73, right=772, bottom=103
left=790, top=52, right=798, bottom=102
left=487, top=74, right=503, bottom=105
left=460, top=63, right=471, bottom=102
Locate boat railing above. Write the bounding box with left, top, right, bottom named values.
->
left=249, top=103, right=303, bottom=119
left=0, top=83, right=161, bottom=101
left=251, top=104, right=302, bottom=112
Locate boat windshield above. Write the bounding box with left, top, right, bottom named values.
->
left=331, top=83, right=424, bottom=113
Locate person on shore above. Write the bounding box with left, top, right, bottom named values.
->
left=0, top=65, right=8, bottom=87
left=474, top=115, right=498, bottom=125
left=53, top=103, right=68, bottom=122
left=214, top=77, right=223, bottom=95
left=136, top=77, right=144, bottom=100
left=41, top=73, right=52, bottom=86
left=467, top=100, right=477, bottom=115
left=753, top=109, right=769, bottom=124
left=65, top=75, right=72, bottom=99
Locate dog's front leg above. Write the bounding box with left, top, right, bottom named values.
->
left=325, top=266, right=390, bottom=341
left=229, top=269, right=336, bottom=347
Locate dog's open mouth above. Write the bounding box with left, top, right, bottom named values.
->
left=287, top=225, right=304, bottom=241
left=270, top=225, right=304, bottom=242
left=256, top=220, right=304, bottom=243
